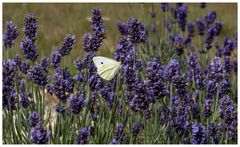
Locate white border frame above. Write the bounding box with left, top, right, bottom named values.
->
left=1, top=0, right=239, bottom=146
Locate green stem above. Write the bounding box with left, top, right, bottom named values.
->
left=160, top=98, right=172, bottom=118
left=42, top=87, right=45, bottom=118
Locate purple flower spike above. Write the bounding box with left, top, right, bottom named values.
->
left=205, top=57, right=225, bottom=82
left=50, top=51, right=61, bottom=68
left=83, top=8, right=105, bottom=52
left=127, top=18, right=148, bottom=43
left=3, top=21, right=19, bottom=48
left=164, top=59, right=180, bottom=81
left=69, top=94, right=85, bottom=114
left=196, top=18, right=205, bottom=36
left=20, top=37, right=38, bottom=61
left=23, top=13, right=38, bottom=42
left=76, top=127, right=90, bottom=144
left=174, top=34, right=184, bottom=55
left=27, top=64, right=50, bottom=86
left=30, top=122, right=51, bottom=144
left=213, top=21, right=223, bottom=36
left=58, top=34, right=76, bottom=56
left=110, top=123, right=125, bottom=144
left=19, top=79, right=30, bottom=108
left=47, top=68, right=74, bottom=102
left=200, top=3, right=207, bottom=9
left=176, top=5, right=188, bottom=32
left=161, top=3, right=169, bottom=12
left=205, top=11, right=217, bottom=27
left=191, top=123, right=207, bottom=144
left=28, top=111, right=40, bottom=127
left=117, top=22, right=128, bottom=35
left=3, top=59, right=17, bottom=110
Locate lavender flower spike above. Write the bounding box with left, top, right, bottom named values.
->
left=47, top=67, right=74, bottom=102
left=196, top=18, right=205, bottom=36
left=76, top=127, right=90, bottom=144
left=20, top=37, right=38, bottom=61
left=3, top=21, right=19, bottom=48
left=174, top=34, right=184, bottom=55
left=69, top=94, right=85, bottom=114
left=50, top=50, right=61, bottom=68
left=28, top=111, right=40, bottom=127
left=176, top=5, right=188, bottom=32
left=127, top=18, right=148, bottom=43
left=83, top=8, right=105, bottom=52
left=3, top=59, right=17, bottom=110
left=191, top=123, right=207, bottom=144
left=23, top=13, right=38, bottom=41
left=30, top=122, right=51, bottom=144
left=19, top=79, right=30, bottom=108
left=58, top=34, right=76, bottom=56
left=27, top=64, right=50, bottom=86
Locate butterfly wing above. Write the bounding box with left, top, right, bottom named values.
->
left=93, top=56, right=120, bottom=68
left=108, top=63, right=121, bottom=80
left=98, top=63, right=116, bottom=81
left=93, top=56, right=121, bottom=81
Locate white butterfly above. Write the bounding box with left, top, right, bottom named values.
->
left=93, top=56, right=121, bottom=81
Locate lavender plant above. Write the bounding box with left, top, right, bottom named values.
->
left=2, top=3, right=238, bottom=144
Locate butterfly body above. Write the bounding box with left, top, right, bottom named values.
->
left=93, top=56, right=121, bottom=81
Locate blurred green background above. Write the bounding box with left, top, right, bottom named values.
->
left=3, top=3, right=237, bottom=66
